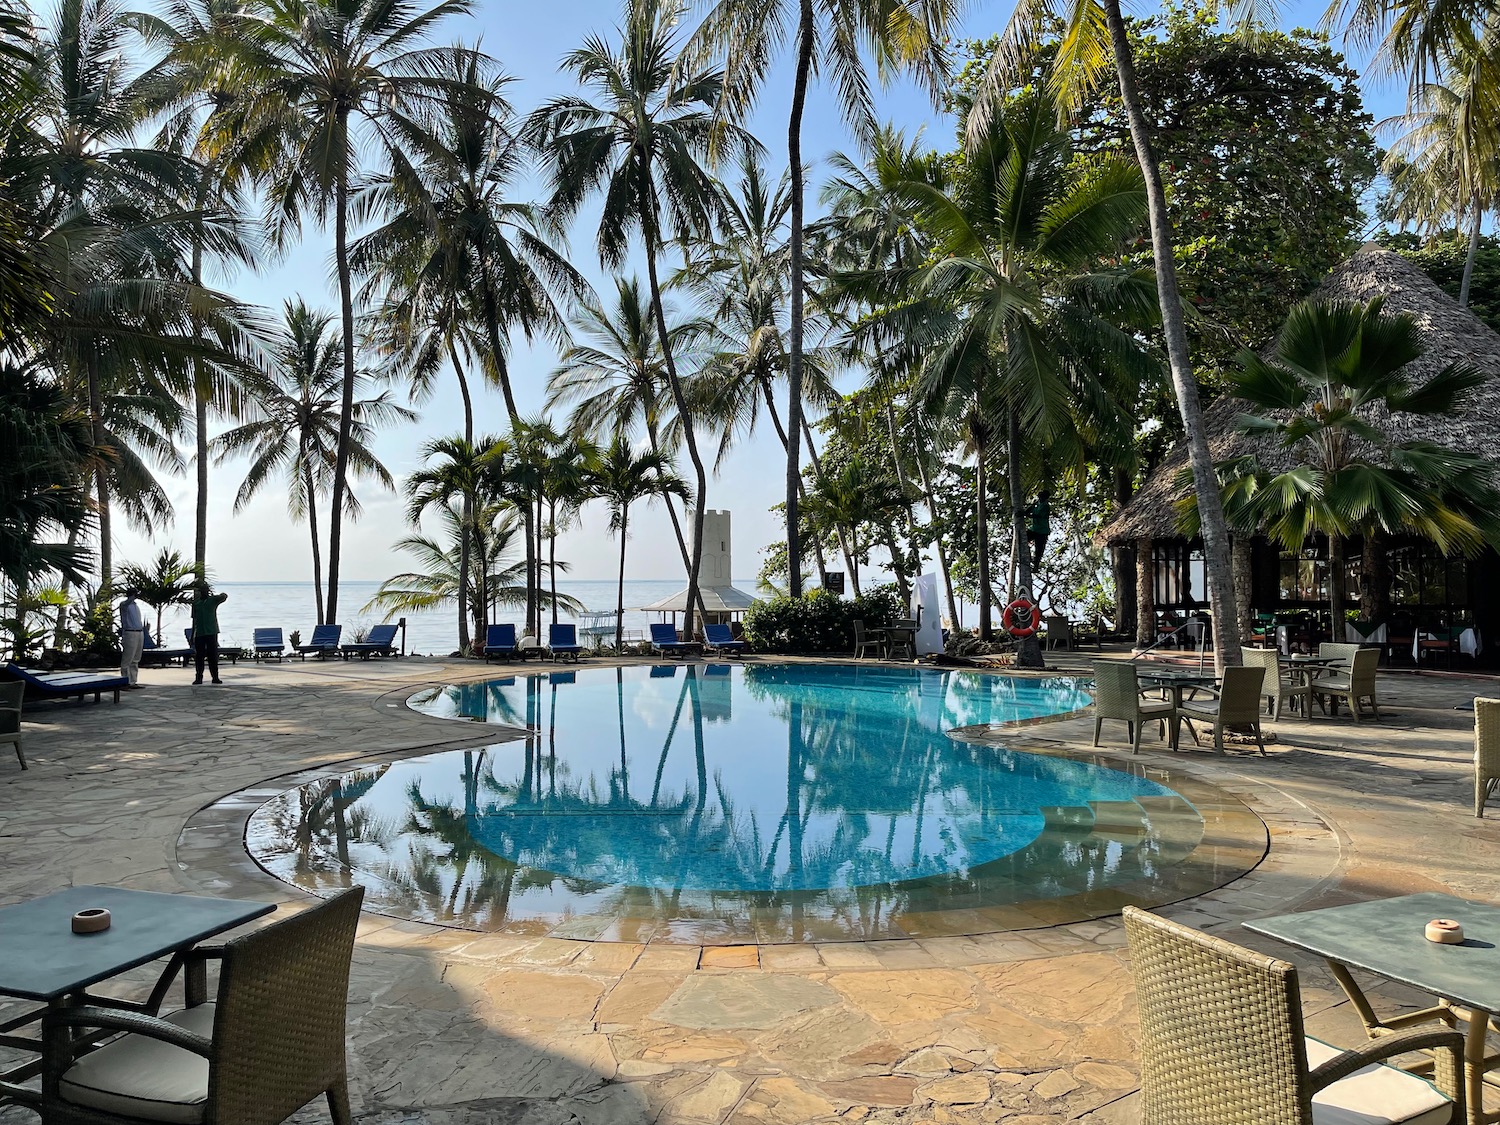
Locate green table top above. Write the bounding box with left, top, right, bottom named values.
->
left=1246, top=892, right=1500, bottom=1014
left=0, top=886, right=275, bottom=1002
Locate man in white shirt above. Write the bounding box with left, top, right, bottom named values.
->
left=119, top=587, right=146, bottom=688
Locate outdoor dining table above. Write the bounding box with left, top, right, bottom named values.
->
left=0, top=885, right=275, bottom=1110
left=1247, top=892, right=1500, bottom=1125
left=1135, top=668, right=1217, bottom=750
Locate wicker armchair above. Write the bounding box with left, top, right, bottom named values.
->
left=1312, top=647, right=1381, bottom=722
left=1317, top=642, right=1363, bottom=672
left=1092, top=661, right=1175, bottom=754
left=42, top=887, right=365, bottom=1125
left=1124, top=906, right=1465, bottom=1125
left=1241, top=647, right=1312, bottom=722
left=1173, top=664, right=1267, bottom=755
left=1044, top=616, right=1073, bottom=651
left=853, top=620, right=884, bottom=660
left=0, top=681, right=24, bottom=769
left=1477, top=698, right=1500, bottom=818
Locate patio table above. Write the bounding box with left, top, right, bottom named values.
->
left=0, top=885, right=275, bottom=1110
left=1247, top=892, right=1500, bottom=1125
left=1135, top=668, right=1217, bottom=750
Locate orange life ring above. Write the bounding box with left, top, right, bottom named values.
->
left=1002, top=598, right=1040, bottom=638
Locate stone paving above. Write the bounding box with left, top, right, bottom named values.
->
left=2, top=651, right=1499, bottom=1124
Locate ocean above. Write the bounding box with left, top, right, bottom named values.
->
left=167, top=579, right=764, bottom=655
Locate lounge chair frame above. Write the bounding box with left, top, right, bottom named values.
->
left=1477, top=698, right=1500, bottom=818
left=1, top=681, right=25, bottom=769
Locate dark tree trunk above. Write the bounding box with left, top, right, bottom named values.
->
left=327, top=136, right=356, bottom=626
left=616, top=506, right=628, bottom=649
left=191, top=236, right=209, bottom=579
left=1113, top=468, right=1136, bottom=638
left=1136, top=537, right=1155, bottom=649
left=783, top=0, right=815, bottom=598
left=302, top=457, right=325, bottom=626
left=1102, top=0, right=1240, bottom=668
left=1361, top=531, right=1391, bottom=622
left=974, top=424, right=992, bottom=641
left=88, top=352, right=112, bottom=594
left=1461, top=197, right=1482, bottom=308
left=1232, top=535, right=1254, bottom=645
left=760, top=378, right=829, bottom=586
left=1328, top=533, right=1348, bottom=644
left=1008, top=409, right=1044, bottom=669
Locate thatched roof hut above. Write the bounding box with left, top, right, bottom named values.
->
left=1099, top=244, right=1500, bottom=545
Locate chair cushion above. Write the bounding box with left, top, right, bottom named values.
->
left=1136, top=700, right=1174, bottom=717
left=1305, top=1036, right=1452, bottom=1125
left=1179, top=700, right=1220, bottom=719
left=59, top=1004, right=215, bottom=1124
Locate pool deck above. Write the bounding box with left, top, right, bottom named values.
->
left=3, top=650, right=1499, bottom=1125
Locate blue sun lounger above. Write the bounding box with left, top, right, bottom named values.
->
left=295, top=624, right=342, bottom=660
left=341, top=624, right=399, bottom=660
left=484, top=623, right=518, bottom=663
left=650, top=622, right=699, bottom=659
left=141, top=630, right=193, bottom=667
left=4, top=663, right=128, bottom=704
left=547, top=623, right=583, bottom=663
left=703, top=623, right=746, bottom=657
left=253, top=628, right=286, bottom=661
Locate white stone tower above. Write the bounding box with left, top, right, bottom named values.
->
left=693, top=509, right=732, bottom=588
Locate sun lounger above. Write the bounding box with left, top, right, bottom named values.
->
left=547, top=623, right=584, bottom=664
left=253, top=628, right=286, bottom=662
left=703, top=624, right=746, bottom=657
left=140, top=630, right=193, bottom=667
left=650, top=622, right=699, bottom=659
left=4, top=663, right=128, bottom=704
left=484, top=623, right=518, bottom=663
left=295, top=624, right=342, bottom=660
left=340, top=624, right=400, bottom=660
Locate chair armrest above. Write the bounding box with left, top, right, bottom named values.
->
left=182, top=945, right=226, bottom=963
left=41, top=1005, right=214, bottom=1058
left=1181, top=686, right=1222, bottom=701
left=1308, top=1026, right=1466, bottom=1112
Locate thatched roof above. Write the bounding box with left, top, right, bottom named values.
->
left=1098, top=244, right=1500, bottom=544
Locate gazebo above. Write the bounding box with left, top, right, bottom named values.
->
left=636, top=509, right=759, bottom=634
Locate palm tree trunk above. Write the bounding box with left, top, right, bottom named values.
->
left=616, top=506, right=629, bottom=649
left=302, top=458, right=325, bottom=625
left=1136, top=536, right=1155, bottom=649
left=87, top=352, right=112, bottom=595
left=479, top=266, right=522, bottom=424
left=326, top=135, right=356, bottom=627
left=1102, top=0, right=1240, bottom=669
left=759, top=379, right=829, bottom=585
left=549, top=498, right=559, bottom=626
left=974, top=423, right=992, bottom=642
left=447, top=344, right=473, bottom=654
left=642, top=222, right=707, bottom=637
left=800, top=418, right=857, bottom=591
left=645, top=417, right=698, bottom=598
left=472, top=519, right=487, bottom=649
left=783, top=0, right=815, bottom=600
left=882, top=527, right=910, bottom=604
left=1008, top=409, right=1043, bottom=669
left=447, top=341, right=475, bottom=445
left=191, top=236, right=209, bottom=578
left=1328, top=532, right=1348, bottom=644
left=1460, top=197, right=1482, bottom=308
left=523, top=502, right=536, bottom=637
left=912, top=446, right=961, bottom=630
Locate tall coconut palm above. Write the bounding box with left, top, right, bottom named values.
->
left=228, top=0, right=475, bottom=625
left=546, top=276, right=705, bottom=599
left=526, top=0, right=756, bottom=637
left=212, top=299, right=412, bottom=624
left=688, top=0, right=955, bottom=600
left=590, top=437, right=690, bottom=648
left=880, top=89, right=1155, bottom=660
left=1208, top=297, right=1500, bottom=632
left=973, top=0, right=1262, bottom=666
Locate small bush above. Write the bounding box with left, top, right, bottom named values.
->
left=742, top=585, right=905, bottom=654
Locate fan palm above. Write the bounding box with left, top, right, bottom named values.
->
left=227, top=0, right=475, bottom=625
left=880, top=90, right=1155, bottom=658
left=526, top=0, right=757, bottom=636
left=212, top=299, right=412, bottom=624
left=115, top=548, right=197, bottom=638
left=1205, top=297, right=1500, bottom=632
left=687, top=0, right=955, bottom=599
left=590, top=437, right=690, bottom=648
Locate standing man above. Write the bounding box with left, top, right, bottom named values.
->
left=190, top=581, right=229, bottom=685
left=119, top=586, right=146, bottom=689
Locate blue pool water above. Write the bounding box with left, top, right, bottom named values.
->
left=246, top=663, right=1226, bottom=942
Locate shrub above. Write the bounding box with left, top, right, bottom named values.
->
left=742, top=585, right=905, bottom=654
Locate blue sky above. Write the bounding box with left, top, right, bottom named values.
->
left=112, top=0, right=1407, bottom=590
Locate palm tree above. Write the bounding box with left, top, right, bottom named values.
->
left=546, top=276, right=705, bottom=596
left=526, top=0, right=756, bottom=637
left=1208, top=297, right=1500, bottom=632
left=353, top=48, right=585, bottom=439
left=116, top=548, right=197, bottom=638
left=229, top=0, right=475, bottom=625
left=212, top=299, right=412, bottom=624
left=973, top=0, right=1257, bottom=665
left=688, top=0, right=955, bottom=599
left=878, top=89, right=1154, bottom=660
left=590, top=437, right=690, bottom=648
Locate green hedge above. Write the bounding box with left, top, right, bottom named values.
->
left=741, top=586, right=905, bottom=654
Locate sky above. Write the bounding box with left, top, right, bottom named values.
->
left=110, top=0, right=1410, bottom=592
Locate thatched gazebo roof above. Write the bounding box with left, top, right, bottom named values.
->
left=1097, top=244, right=1500, bottom=544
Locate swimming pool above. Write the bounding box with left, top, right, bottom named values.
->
left=246, top=663, right=1267, bottom=941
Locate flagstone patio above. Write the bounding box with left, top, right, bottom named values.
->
left=2, top=653, right=1497, bottom=1124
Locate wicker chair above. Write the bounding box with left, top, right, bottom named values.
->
left=1044, top=616, right=1073, bottom=651
left=1240, top=647, right=1313, bottom=722
left=1174, top=664, right=1267, bottom=754
left=1124, top=906, right=1465, bottom=1125
left=0, top=681, right=24, bottom=769
left=1092, top=661, right=1175, bottom=754
left=42, top=887, right=365, bottom=1125
left=1312, top=647, right=1381, bottom=722
left=852, top=620, right=884, bottom=660
left=1317, top=642, right=1363, bottom=672
left=1477, top=698, right=1500, bottom=818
